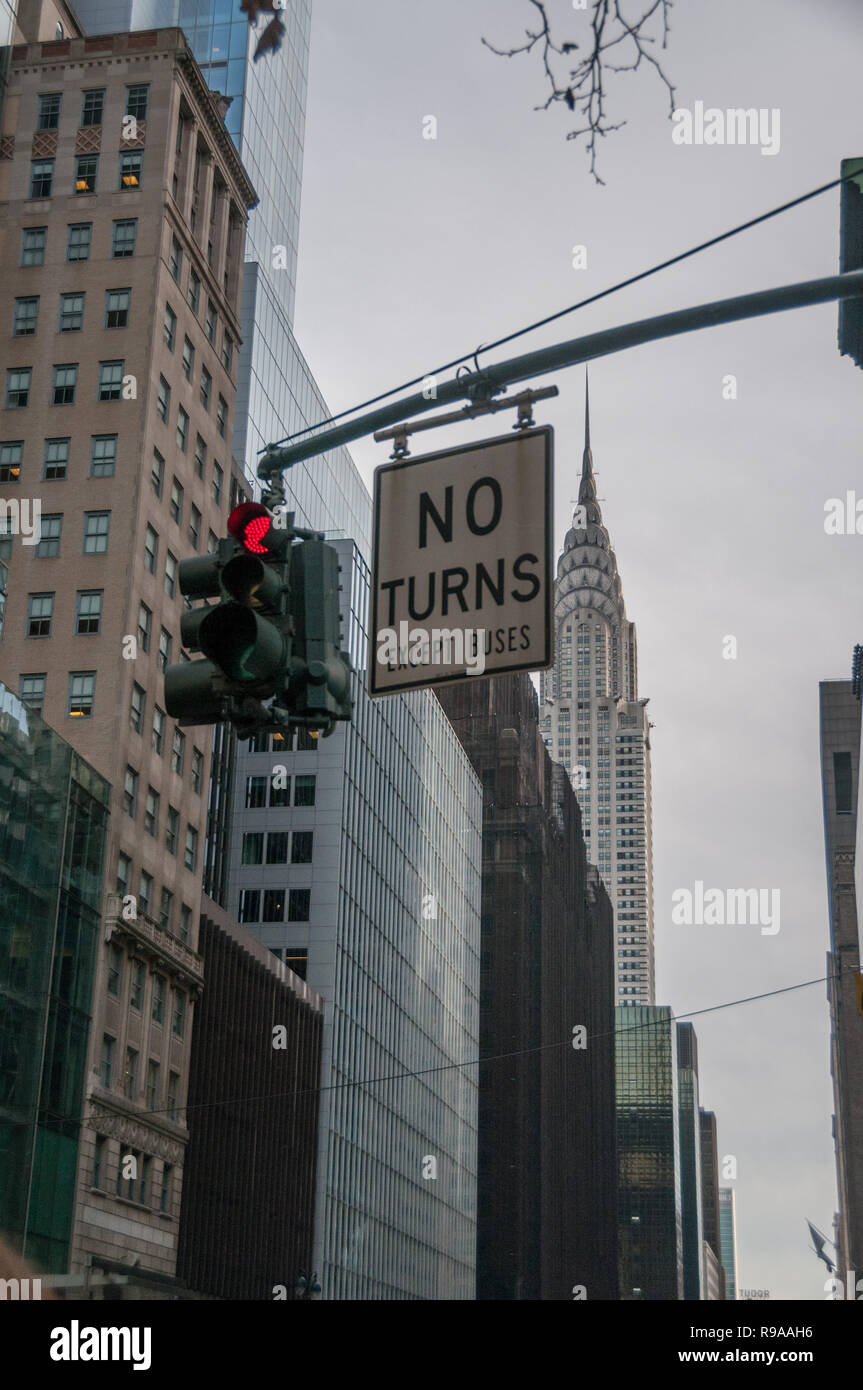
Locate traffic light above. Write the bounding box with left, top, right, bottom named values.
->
left=163, top=502, right=352, bottom=738
left=286, top=538, right=353, bottom=735
left=839, top=158, right=863, bottom=369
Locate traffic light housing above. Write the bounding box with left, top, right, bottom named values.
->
left=164, top=504, right=352, bottom=738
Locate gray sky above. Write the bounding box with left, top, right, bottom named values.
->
left=292, top=0, right=863, bottom=1299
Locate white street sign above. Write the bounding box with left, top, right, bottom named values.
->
left=371, top=426, right=553, bottom=695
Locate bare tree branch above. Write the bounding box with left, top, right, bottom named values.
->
left=482, top=0, right=675, bottom=184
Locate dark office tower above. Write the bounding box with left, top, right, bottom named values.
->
left=616, top=1005, right=683, bottom=1300
left=699, top=1109, right=725, bottom=1300
left=819, top=666, right=863, bottom=1282
left=436, top=674, right=618, bottom=1301
left=176, top=900, right=322, bottom=1300
left=0, top=682, right=110, bottom=1273
left=676, top=1023, right=705, bottom=1300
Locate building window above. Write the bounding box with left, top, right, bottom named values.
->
left=152, top=975, right=165, bottom=1025
left=291, top=830, right=313, bottom=864
left=158, top=627, right=172, bottom=672
left=188, top=503, right=200, bottom=549
left=188, top=269, right=200, bottom=314
left=105, top=288, right=130, bottom=328
left=169, top=478, right=183, bottom=525
left=93, top=1135, right=106, bottom=1190
left=37, top=93, right=62, bottom=130
left=146, top=1060, right=159, bottom=1109
left=157, top=376, right=170, bottom=422
left=138, top=870, right=152, bottom=917
left=75, top=590, right=102, bottom=634
left=97, top=361, right=124, bottom=401
left=166, top=805, right=179, bottom=854
left=19, top=673, right=46, bottom=713
left=191, top=747, right=203, bottom=794
left=205, top=300, right=217, bottom=343
left=171, top=727, right=185, bottom=775
left=834, top=752, right=853, bottom=815
left=160, top=1163, right=173, bottom=1214
left=52, top=363, right=77, bottom=405
left=144, top=786, right=159, bottom=837
left=107, top=945, right=122, bottom=1000
left=176, top=406, right=189, bottom=454
left=159, top=886, right=173, bottom=931
left=126, top=84, right=149, bottom=120
left=66, top=223, right=91, bottom=262
left=68, top=671, right=95, bottom=717
left=22, top=227, right=47, bottom=266
left=216, top=394, right=227, bottom=438
left=167, top=1070, right=179, bottom=1120
left=26, top=592, right=54, bottom=638
left=222, top=332, right=233, bottom=373
left=123, top=1047, right=138, bottom=1100
left=288, top=889, right=311, bottom=922
left=123, top=766, right=138, bottom=817
left=194, top=434, right=206, bottom=479
left=207, top=529, right=218, bottom=554
left=34, top=513, right=61, bottom=557
left=81, top=89, right=105, bottom=126
left=90, top=434, right=116, bottom=477
left=0, top=442, right=23, bottom=484
left=141, top=524, right=158, bottom=575
left=30, top=159, right=54, bottom=198
left=130, top=682, right=145, bottom=733
left=265, top=831, right=289, bottom=864
left=165, top=550, right=177, bottom=598
left=43, top=437, right=69, bottom=480
left=172, top=991, right=186, bottom=1038
left=116, top=853, right=131, bottom=897
left=242, top=832, right=264, bottom=865
left=112, top=218, right=137, bottom=257
left=75, top=155, right=98, bottom=194
left=130, top=960, right=144, bottom=1010
left=184, top=825, right=198, bottom=871
left=169, top=235, right=182, bottom=281
left=245, top=775, right=267, bottom=808
left=152, top=706, right=166, bottom=755
left=263, top=889, right=285, bottom=922
left=163, top=303, right=176, bottom=350
left=294, top=775, right=316, bottom=807
left=13, top=297, right=39, bottom=336
left=270, top=778, right=290, bottom=808
left=179, top=904, right=192, bottom=945
left=151, top=448, right=164, bottom=497
left=57, top=292, right=83, bottom=333
left=200, top=365, right=212, bottom=412
left=238, top=889, right=260, bottom=924
left=83, top=511, right=110, bottom=554
left=137, top=601, right=151, bottom=652
left=182, top=336, right=194, bottom=382
left=6, top=369, right=31, bottom=408
left=100, top=1035, right=114, bottom=1088
left=119, top=151, right=143, bottom=189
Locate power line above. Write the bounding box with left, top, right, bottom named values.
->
left=261, top=171, right=857, bottom=454
left=140, top=963, right=854, bottom=1126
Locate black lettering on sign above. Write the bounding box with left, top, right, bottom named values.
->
left=418, top=488, right=453, bottom=549
left=511, top=553, right=540, bottom=602
left=475, top=559, right=505, bottom=610
left=466, top=477, right=502, bottom=536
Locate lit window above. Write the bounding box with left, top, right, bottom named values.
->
left=119, top=152, right=143, bottom=189
left=68, top=670, right=96, bottom=718
left=75, top=155, right=98, bottom=194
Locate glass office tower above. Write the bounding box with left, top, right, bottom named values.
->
left=0, top=684, right=110, bottom=1271
left=676, top=1022, right=705, bottom=1300
left=616, top=1005, right=683, bottom=1300
left=718, top=1186, right=739, bottom=1300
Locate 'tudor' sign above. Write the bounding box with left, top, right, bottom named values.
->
left=370, top=426, right=553, bottom=696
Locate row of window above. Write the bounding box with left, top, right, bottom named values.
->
left=1, top=435, right=117, bottom=482
left=25, top=588, right=103, bottom=637
left=100, top=1029, right=182, bottom=1103
left=156, top=372, right=228, bottom=439
left=244, top=773, right=316, bottom=809
left=241, top=830, right=313, bottom=865
left=13, top=288, right=130, bottom=336
left=29, top=152, right=145, bottom=199
left=166, top=243, right=231, bottom=360
left=163, top=297, right=233, bottom=374
left=8, top=509, right=110, bottom=556
left=5, top=361, right=129, bottom=407
left=237, top=888, right=311, bottom=925
left=35, top=84, right=149, bottom=132
left=116, top=855, right=195, bottom=941
left=92, top=1136, right=174, bottom=1215
left=247, top=728, right=318, bottom=754
left=123, top=771, right=199, bottom=868
left=21, top=220, right=137, bottom=265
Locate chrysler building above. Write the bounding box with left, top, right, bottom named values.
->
left=540, top=379, right=655, bottom=1003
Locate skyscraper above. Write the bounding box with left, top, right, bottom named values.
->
left=819, top=666, right=863, bottom=1283
left=718, top=1186, right=739, bottom=1301
left=540, top=379, right=655, bottom=1003
left=676, top=1022, right=705, bottom=1300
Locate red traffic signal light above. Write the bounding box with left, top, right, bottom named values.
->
left=228, top=501, right=277, bottom=555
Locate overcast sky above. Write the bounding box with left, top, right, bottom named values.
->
left=291, top=0, right=863, bottom=1299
